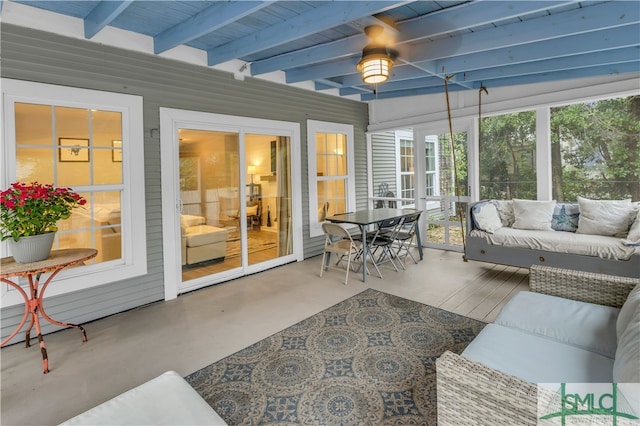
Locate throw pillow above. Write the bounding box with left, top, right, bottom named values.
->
left=493, top=200, right=515, bottom=227
left=471, top=202, right=503, bottom=233
left=512, top=199, right=556, bottom=231
left=623, top=211, right=640, bottom=246
left=551, top=203, right=580, bottom=232
left=246, top=205, right=259, bottom=216
left=576, top=197, right=633, bottom=237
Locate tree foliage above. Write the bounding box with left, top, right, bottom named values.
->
left=479, top=111, right=536, bottom=199
left=551, top=96, right=639, bottom=201
left=478, top=95, right=638, bottom=202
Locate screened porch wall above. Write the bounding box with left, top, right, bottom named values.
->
left=0, top=23, right=369, bottom=342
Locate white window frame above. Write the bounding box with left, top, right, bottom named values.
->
left=307, top=120, right=355, bottom=238
left=425, top=135, right=440, bottom=198
left=1, top=79, right=147, bottom=307
left=395, top=130, right=415, bottom=207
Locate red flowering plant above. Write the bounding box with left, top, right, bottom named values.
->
left=0, top=182, right=86, bottom=242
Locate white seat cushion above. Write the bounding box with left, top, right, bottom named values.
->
left=185, top=225, right=228, bottom=247
left=462, top=324, right=614, bottom=384
left=495, top=291, right=619, bottom=358
left=60, top=371, right=227, bottom=425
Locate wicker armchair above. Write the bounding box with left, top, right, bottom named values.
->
left=436, top=265, right=639, bottom=426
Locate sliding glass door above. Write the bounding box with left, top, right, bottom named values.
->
left=160, top=109, right=301, bottom=299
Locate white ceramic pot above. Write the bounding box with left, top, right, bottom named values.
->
left=8, top=232, right=56, bottom=263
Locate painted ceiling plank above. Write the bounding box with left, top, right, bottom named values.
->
left=84, top=0, right=133, bottom=39
left=287, top=2, right=638, bottom=85
left=359, top=83, right=466, bottom=101
left=361, top=61, right=639, bottom=101
left=251, top=34, right=365, bottom=76
left=286, top=57, right=360, bottom=83
left=154, top=2, right=272, bottom=54
left=250, top=0, right=573, bottom=76
left=398, top=0, right=572, bottom=42
left=402, top=1, right=639, bottom=63
left=451, top=48, right=639, bottom=84
left=430, top=25, right=640, bottom=76
left=472, top=62, right=640, bottom=89
left=207, top=1, right=402, bottom=66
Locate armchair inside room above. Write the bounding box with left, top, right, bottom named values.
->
left=246, top=200, right=261, bottom=230
left=218, top=195, right=261, bottom=231
left=218, top=195, right=240, bottom=229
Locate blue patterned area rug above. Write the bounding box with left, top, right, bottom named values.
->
left=185, top=288, right=486, bottom=425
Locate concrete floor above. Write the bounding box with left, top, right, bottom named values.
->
left=1, top=249, right=528, bottom=425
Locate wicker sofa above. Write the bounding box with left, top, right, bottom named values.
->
left=436, top=265, right=640, bottom=425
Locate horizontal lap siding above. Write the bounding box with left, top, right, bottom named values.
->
left=371, top=132, right=398, bottom=198
left=0, top=24, right=368, bottom=342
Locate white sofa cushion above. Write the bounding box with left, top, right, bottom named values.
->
left=617, top=284, right=640, bottom=341
left=613, top=306, right=640, bottom=383
left=494, top=291, right=619, bottom=358
left=181, top=214, right=205, bottom=228
left=184, top=225, right=228, bottom=247
left=494, top=200, right=515, bottom=227
left=472, top=202, right=503, bottom=233
left=576, top=197, right=633, bottom=237
left=462, top=324, right=614, bottom=384
left=512, top=199, right=556, bottom=231
left=623, top=211, right=640, bottom=246
left=60, top=371, right=227, bottom=425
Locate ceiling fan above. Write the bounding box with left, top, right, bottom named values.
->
left=356, top=25, right=398, bottom=84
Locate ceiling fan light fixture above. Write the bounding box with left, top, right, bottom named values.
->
left=357, top=25, right=396, bottom=84
left=358, top=48, right=394, bottom=84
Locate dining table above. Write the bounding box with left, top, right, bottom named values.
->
left=326, top=208, right=423, bottom=282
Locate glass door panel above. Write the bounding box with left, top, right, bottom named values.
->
left=245, top=134, right=292, bottom=266
left=422, top=131, right=469, bottom=252
left=179, top=129, right=240, bottom=281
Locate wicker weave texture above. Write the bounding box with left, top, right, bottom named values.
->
left=529, top=265, right=639, bottom=308
left=436, top=351, right=539, bottom=425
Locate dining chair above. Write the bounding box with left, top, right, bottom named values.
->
left=394, top=211, right=422, bottom=268
left=365, top=216, right=404, bottom=278
left=320, top=222, right=363, bottom=285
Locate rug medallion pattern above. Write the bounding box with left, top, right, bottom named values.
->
left=186, top=288, right=486, bottom=425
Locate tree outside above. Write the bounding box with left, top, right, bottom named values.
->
left=551, top=95, right=640, bottom=202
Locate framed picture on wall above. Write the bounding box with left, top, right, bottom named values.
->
left=59, top=138, right=90, bottom=162
left=112, top=140, right=123, bottom=162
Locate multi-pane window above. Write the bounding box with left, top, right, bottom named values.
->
left=316, top=132, right=348, bottom=218
left=307, top=120, right=355, bottom=237
left=14, top=103, right=124, bottom=263
left=425, top=139, right=437, bottom=196
left=2, top=79, right=146, bottom=305
left=399, top=138, right=414, bottom=205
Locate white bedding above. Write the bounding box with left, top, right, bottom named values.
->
left=470, top=228, right=639, bottom=261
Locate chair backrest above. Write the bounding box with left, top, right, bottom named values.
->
left=378, top=216, right=404, bottom=232
left=322, top=222, right=353, bottom=242
left=399, top=212, right=421, bottom=235
left=370, top=216, right=404, bottom=242
left=402, top=212, right=421, bottom=225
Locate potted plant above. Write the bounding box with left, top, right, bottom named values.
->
left=0, top=182, right=86, bottom=263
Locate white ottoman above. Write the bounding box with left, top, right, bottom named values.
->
left=183, top=225, right=229, bottom=265
left=60, top=371, right=227, bottom=425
